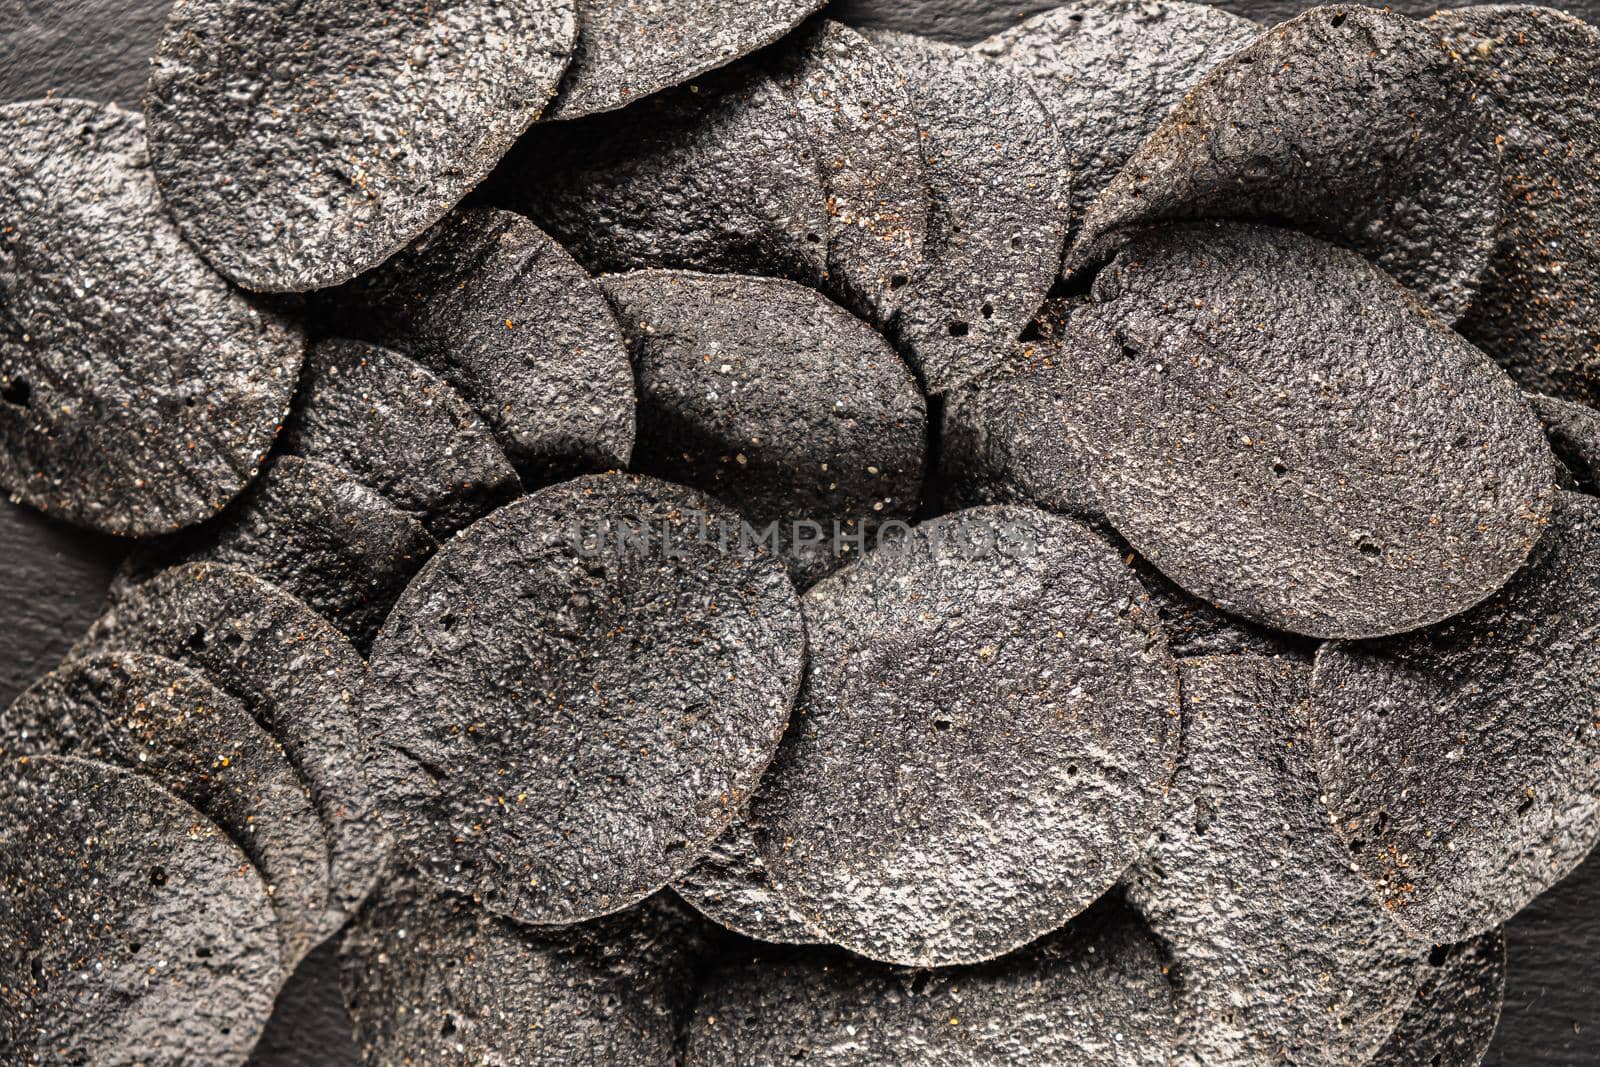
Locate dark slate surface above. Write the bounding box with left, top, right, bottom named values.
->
left=0, top=502, right=122, bottom=707
left=2, top=2, right=1598, bottom=1063
left=826, top=0, right=1600, bottom=41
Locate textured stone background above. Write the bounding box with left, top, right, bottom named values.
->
left=2, top=1, right=1596, bottom=1061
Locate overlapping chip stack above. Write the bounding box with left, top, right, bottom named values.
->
left=1, top=0, right=1597, bottom=1063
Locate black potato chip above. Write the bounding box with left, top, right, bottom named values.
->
left=673, top=819, right=826, bottom=946
left=1371, top=929, right=1507, bottom=1067
left=489, top=67, right=831, bottom=285
left=770, top=19, right=928, bottom=323
left=333, top=207, right=636, bottom=483
left=685, top=896, right=1179, bottom=1066
left=752, top=505, right=1179, bottom=967
left=1123, top=655, right=1422, bottom=1066
left=1433, top=6, right=1600, bottom=406
left=975, top=0, right=1259, bottom=245
left=363, top=473, right=805, bottom=925
left=1309, top=491, right=1600, bottom=944
left=79, top=562, right=386, bottom=933
left=0, top=755, right=282, bottom=1065
left=1058, top=222, right=1554, bottom=639
left=830, top=0, right=1065, bottom=44
left=338, top=872, right=695, bottom=1065
left=281, top=338, right=521, bottom=539
left=0, top=99, right=302, bottom=537
left=1, top=651, right=332, bottom=966
left=546, top=0, right=825, bottom=119
left=144, top=0, right=578, bottom=292
left=1068, top=5, right=1501, bottom=322
left=599, top=270, right=926, bottom=586
left=863, top=29, right=1071, bottom=393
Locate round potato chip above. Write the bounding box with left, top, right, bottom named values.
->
left=78, top=562, right=386, bottom=933
left=491, top=66, right=831, bottom=285
left=339, top=872, right=696, bottom=1065
left=0, top=99, right=302, bottom=536
left=1371, top=930, right=1507, bottom=1067
left=0, top=755, right=281, bottom=1064
left=975, top=0, right=1259, bottom=245
left=1, top=651, right=332, bottom=965
left=363, top=472, right=805, bottom=925
left=685, top=896, right=1178, bottom=1065
left=545, top=0, right=825, bottom=120
left=1433, top=6, right=1600, bottom=405
left=333, top=207, right=636, bottom=484
left=1068, top=5, right=1501, bottom=322
left=769, top=19, right=928, bottom=323
left=673, top=819, right=825, bottom=946
left=600, top=270, right=926, bottom=586
left=1123, top=655, right=1422, bottom=1066
left=753, top=505, right=1179, bottom=967
left=1309, top=491, right=1600, bottom=944
left=863, top=29, right=1071, bottom=393
left=281, top=338, right=521, bottom=539
left=144, top=0, right=577, bottom=292
left=1057, top=222, right=1555, bottom=639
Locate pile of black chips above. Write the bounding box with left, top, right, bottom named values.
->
left=2, top=0, right=1599, bottom=1063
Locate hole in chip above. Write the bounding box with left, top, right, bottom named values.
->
left=889, top=274, right=909, bottom=290
left=148, top=866, right=167, bottom=887
left=948, top=321, right=970, bottom=338
left=981, top=303, right=994, bottom=319
left=1, top=378, right=30, bottom=408
left=1428, top=945, right=1450, bottom=967
left=1330, top=11, right=1347, bottom=26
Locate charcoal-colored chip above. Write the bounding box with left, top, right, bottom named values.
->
left=1371, top=930, right=1507, bottom=1067
left=0, top=99, right=303, bottom=537
left=333, top=207, right=635, bottom=483
left=939, top=336, right=1102, bottom=522
left=752, top=505, right=1178, bottom=967
left=1433, top=7, right=1600, bottom=405
left=862, top=30, right=1071, bottom=393
left=143, top=0, right=577, bottom=292
left=1058, top=222, right=1555, bottom=639
left=78, top=562, right=386, bottom=932
left=248, top=941, right=363, bottom=1067
left=123, top=455, right=436, bottom=651
left=281, top=338, right=521, bottom=539
left=1, top=652, right=332, bottom=965
left=769, top=19, right=927, bottom=323
left=599, top=270, right=927, bottom=585
left=546, top=0, right=825, bottom=120
left=363, top=473, right=805, bottom=925
left=685, top=895, right=1179, bottom=1065
left=0, top=755, right=282, bottom=1064
left=1068, top=6, right=1501, bottom=322
left=1309, top=491, right=1600, bottom=945
left=673, top=819, right=825, bottom=946
left=339, top=872, right=694, bottom=1066
left=489, top=66, right=831, bottom=284
left=1123, top=655, right=1422, bottom=1066
left=975, top=0, right=1259, bottom=246
left=1528, top=393, right=1600, bottom=495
